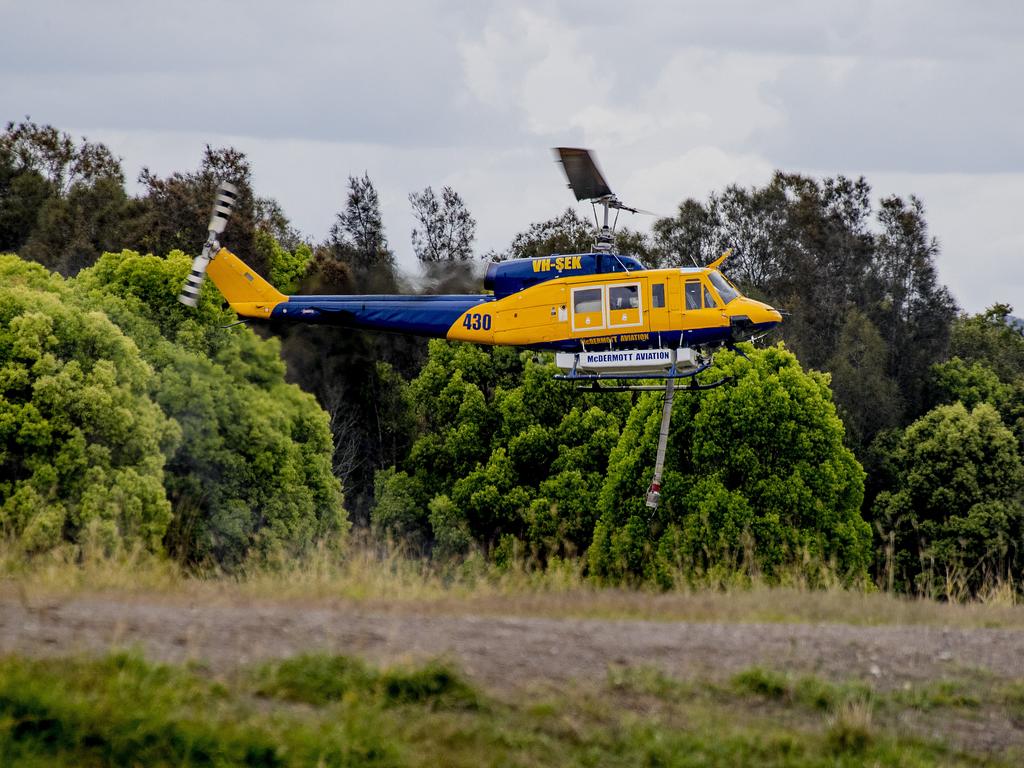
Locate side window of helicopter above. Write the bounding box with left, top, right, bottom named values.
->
left=572, top=286, right=605, bottom=331
left=651, top=283, right=665, bottom=309
left=609, top=285, right=638, bottom=310
left=574, top=287, right=602, bottom=313
left=608, top=283, right=642, bottom=328
left=703, top=285, right=717, bottom=308
left=685, top=280, right=702, bottom=310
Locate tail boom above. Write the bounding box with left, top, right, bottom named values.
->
left=269, top=294, right=493, bottom=338
left=204, top=248, right=493, bottom=338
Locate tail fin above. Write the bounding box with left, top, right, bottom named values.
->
left=205, top=248, right=287, bottom=318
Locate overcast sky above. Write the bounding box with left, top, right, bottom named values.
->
left=2, top=0, right=1021, bottom=311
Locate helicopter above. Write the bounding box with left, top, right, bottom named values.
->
left=177, top=148, right=782, bottom=507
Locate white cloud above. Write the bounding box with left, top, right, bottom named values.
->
left=460, top=8, right=609, bottom=137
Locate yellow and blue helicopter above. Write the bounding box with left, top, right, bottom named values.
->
left=180, top=149, right=781, bottom=387
left=178, top=148, right=782, bottom=507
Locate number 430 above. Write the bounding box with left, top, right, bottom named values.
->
left=462, top=313, right=491, bottom=331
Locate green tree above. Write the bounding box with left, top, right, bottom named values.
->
left=491, top=208, right=593, bottom=261
left=651, top=173, right=955, bottom=450
left=328, top=173, right=392, bottom=270
left=277, top=188, right=421, bottom=526
left=0, top=256, right=177, bottom=552
left=21, top=176, right=130, bottom=275
left=0, top=119, right=123, bottom=196
left=122, top=146, right=271, bottom=276
left=926, top=307, right=1024, bottom=451
left=254, top=229, right=313, bottom=294
left=409, top=185, right=476, bottom=262
left=873, top=403, right=1024, bottom=594
left=0, top=244, right=346, bottom=566
left=374, top=340, right=630, bottom=557
left=590, top=346, right=871, bottom=586
left=1, top=120, right=128, bottom=274
left=254, top=195, right=303, bottom=252
left=926, top=358, right=1009, bottom=412
left=72, top=250, right=346, bottom=566
left=371, top=467, right=429, bottom=549
left=869, top=195, right=957, bottom=416
left=825, top=310, right=901, bottom=448
left=0, top=151, right=51, bottom=253
left=427, top=494, right=471, bottom=559
left=948, top=304, right=1024, bottom=382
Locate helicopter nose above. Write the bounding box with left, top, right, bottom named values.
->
left=749, top=300, right=782, bottom=326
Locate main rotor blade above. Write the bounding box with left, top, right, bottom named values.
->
left=554, top=147, right=613, bottom=201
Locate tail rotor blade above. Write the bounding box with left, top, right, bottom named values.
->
left=207, top=180, right=238, bottom=234
left=178, top=180, right=239, bottom=307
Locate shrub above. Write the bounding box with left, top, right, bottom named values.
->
left=874, top=402, right=1024, bottom=595
left=0, top=251, right=346, bottom=567
left=590, top=345, right=871, bottom=586
left=0, top=256, right=176, bottom=552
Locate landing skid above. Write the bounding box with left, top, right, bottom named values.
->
left=553, top=361, right=712, bottom=381
left=571, top=376, right=731, bottom=392
left=555, top=354, right=730, bottom=392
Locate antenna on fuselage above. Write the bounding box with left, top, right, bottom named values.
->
left=553, top=147, right=656, bottom=253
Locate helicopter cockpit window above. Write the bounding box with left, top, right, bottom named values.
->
left=685, top=281, right=702, bottom=310
left=652, top=283, right=665, bottom=308
left=703, top=286, right=717, bottom=308
left=573, top=288, right=603, bottom=314
left=708, top=271, right=739, bottom=304
left=609, top=285, right=639, bottom=311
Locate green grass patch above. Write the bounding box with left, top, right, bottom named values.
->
left=733, top=667, right=791, bottom=699
left=253, top=653, right=479, bottom=709
left=253, top=653, right=377, bottom=706
left=607, top=663, right=693, bottom=699
left=0, top=653, right=1016, bottom=767
left=730, top=666, right=873, bottom=712
left=0, top=652, right=400, bottom=767
left=892, top=680, right=981, bottom=711
left=730, top=665, right=987, bottom=717
left=998, top=681, right=1024, bottom=722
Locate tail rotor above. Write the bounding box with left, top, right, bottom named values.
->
left=178, top=180, right=239, bottom=307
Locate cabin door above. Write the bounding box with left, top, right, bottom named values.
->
left=570, top=285, right=607, bottom=334
left=605, top=281, right=645, bottom=332
left=681, top=277, right=728, bottom=341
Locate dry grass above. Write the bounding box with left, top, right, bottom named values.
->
left=826, top=699, right=875, bottom=754
left=4, top=538, right=1024, bottom=629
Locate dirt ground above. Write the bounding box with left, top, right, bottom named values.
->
left=5, top=591, right=1024, bottom=756
left=3, top=592, right=1024, bottom=691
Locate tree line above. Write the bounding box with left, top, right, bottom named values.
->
left=2, top=120, right=1022, bottom=594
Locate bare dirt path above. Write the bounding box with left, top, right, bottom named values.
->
left=3, top=593, right=1024, bottom=691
